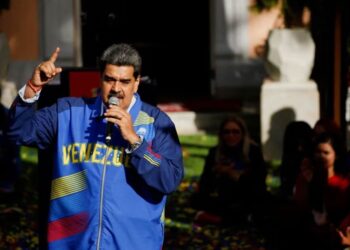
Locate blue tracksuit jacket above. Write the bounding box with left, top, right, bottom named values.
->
left=8, top=93, right=184, bottom=250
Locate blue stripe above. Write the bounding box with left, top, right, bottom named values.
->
left=48, top=190, right=88, bottom=222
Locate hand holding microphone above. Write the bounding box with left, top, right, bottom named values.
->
left=105, top=95, right=119, bottom=144
left=104, top=95, right=141, bottom=146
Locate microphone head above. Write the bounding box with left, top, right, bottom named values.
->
left=108, top=96, right=119, bottom=106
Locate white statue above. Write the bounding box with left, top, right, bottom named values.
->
left=263, top=2, right=315, bottom=84
left=265, top=27, right=315, bottom=83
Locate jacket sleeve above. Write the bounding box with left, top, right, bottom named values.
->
left=7, top=96, right=57, bottom=150
left=128, top=112, right=184, bottom=194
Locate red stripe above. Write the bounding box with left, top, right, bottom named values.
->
left=147, top=146, right=161, bottom=159
left=48, top=212, right=89, bottom=242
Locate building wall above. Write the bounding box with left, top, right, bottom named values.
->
left=0, top=0, right=39, bottom=60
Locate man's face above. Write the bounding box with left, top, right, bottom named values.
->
left=101, top=64, right=140, bottom=110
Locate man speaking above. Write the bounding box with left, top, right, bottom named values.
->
left=8, top=43, right=184, bottom=250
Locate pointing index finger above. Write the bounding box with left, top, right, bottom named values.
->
left=49, top=47, right=60, bottom=63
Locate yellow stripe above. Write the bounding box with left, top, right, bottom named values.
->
left=161, top=209, right=165, bottom=222
left=134, top=111, right=154, bottom=126
left=144, top=154, right=160, bottom=167
left=51, top=170, right=87, bottom=200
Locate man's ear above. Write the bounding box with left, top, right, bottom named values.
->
left=134, top=76, right=140, bottom=93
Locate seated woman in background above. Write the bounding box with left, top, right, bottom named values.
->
left=192, top=116, right=267, bottom=225
left=293, top=132, right=350, bottom=250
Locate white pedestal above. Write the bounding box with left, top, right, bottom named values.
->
left=260, top=80, right=320, bottom=162
left=166, top=112, right=234, bottom=135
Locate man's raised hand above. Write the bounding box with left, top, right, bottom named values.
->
left=31, top=47, right=62, bottom=86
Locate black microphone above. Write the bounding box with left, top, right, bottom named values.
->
left=106, top=95, right=119, bottom=144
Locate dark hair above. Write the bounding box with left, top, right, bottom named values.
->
left=313, top=118, right=340, bottom=136
left=99, top=43, right=142, bottom=78
left=280, top=121, right=313, bottom=196
left=282, top=121, right=312, bottom=157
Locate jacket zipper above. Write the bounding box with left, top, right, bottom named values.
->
left=96, top=144, right=111, bottom=249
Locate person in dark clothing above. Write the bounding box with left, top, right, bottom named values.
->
left=279, top=121, right=313, bottom=199
left=193, top=115, right=267, bottom=225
